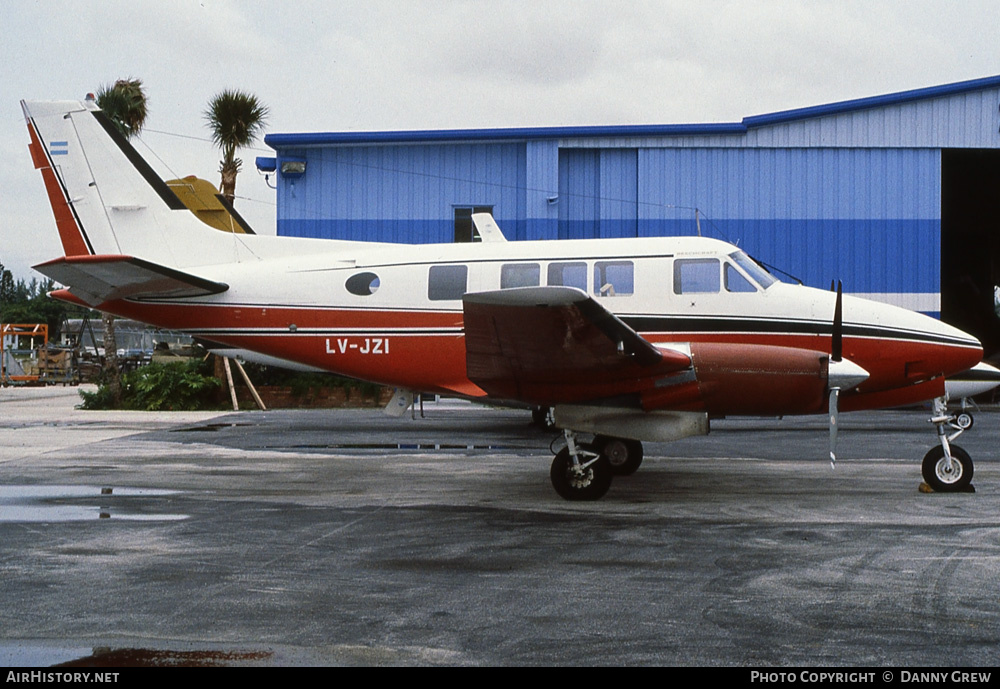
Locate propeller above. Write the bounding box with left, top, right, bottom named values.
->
left=826, top=281, right=869, bottom=468
left=829, top=382, right=839, bottom=468
left=829, top=281, right=843, bottom=468
left=831, top=280, right=843, bottom=363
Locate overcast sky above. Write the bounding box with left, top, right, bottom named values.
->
left=2, top=0, right=999, bottom=279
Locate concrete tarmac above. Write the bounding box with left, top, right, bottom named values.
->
left=1, top=386, right=999, bottom=666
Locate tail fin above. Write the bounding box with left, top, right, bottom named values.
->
left=471, top=212, right=507, bottom=242
left=24, top=101, right=94, bottom=256
left=22, top=99, right=256, bottom=270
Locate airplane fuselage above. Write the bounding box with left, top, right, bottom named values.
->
left=70, top=234, right=981, bottom=416
left=25, top=97, right=989, bottom=498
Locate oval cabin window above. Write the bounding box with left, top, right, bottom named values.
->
left=345, top=272, right=381, bottom=296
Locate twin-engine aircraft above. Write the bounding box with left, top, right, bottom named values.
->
left=22, top=98, right=987, bottom=500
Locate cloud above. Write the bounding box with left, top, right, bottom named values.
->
left=2, top=0, right=1000, bottom=277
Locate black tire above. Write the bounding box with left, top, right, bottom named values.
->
left=550, top=445, right=613, bottom=500
left=921, top=445, right=974, bottom=492
left=955, top=412, right=974, bottom=430
left=594, top=435, right=643, bottom=476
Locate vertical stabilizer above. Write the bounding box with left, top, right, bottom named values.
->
left=22, top=99, right=260, bottom=271
left=24, top=101, right=94, bottom=256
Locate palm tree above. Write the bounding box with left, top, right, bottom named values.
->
left=96, top=78, right=148, bottom=139
left=204, top=90, right=269, bottom=205
left=94, top=78, right=148, bottom=406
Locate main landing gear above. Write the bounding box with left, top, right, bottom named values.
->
left=922, top=395, right=974, bottom=493
left=594, top=435, right=644, bottom=476
left=550, top=431, right=644, bottom=500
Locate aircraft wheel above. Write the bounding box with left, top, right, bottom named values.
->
left=921, top=445, right=974, bottom=492
left=550, top=445, right=613, bottom=501
left=955, top=412, right=974, bottom=430
left=595, top=436, right=643, bottom=476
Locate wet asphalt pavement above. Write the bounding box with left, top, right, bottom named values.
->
left=1, top=386, right=999, bottom=666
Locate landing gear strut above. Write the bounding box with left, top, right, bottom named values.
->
left=922, top=395, right=974, bottom=492
left=549, top=430, right=613, bottom=500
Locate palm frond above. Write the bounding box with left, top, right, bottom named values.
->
left=204, top=89, right=269, bottom=151
left=95, top=78, right=148, bottom=140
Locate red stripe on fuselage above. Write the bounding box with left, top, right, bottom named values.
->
left=93, top=299, right=980, bottom=412
left=97, top=300, right=471, bottom=395
left=101, top=300, right=464, bottom=331
left=27, top=121, right=90, bottom=257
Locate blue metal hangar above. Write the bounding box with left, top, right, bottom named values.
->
left=258, top=75, right=1000, bottom=354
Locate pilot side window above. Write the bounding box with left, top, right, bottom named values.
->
left=428, top=264, right=468, bottom=301
left=724, top=263, right=756, bottom=293
left=547, top=262, right=588, bottom=291
left=594, top=261, right=633, bottom=297
left=500, top=263, right=540, bottom=289
left=674, top=258, right=720, bottom=294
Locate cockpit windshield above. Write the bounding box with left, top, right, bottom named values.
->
left=729, top=250, right=777, bottom=289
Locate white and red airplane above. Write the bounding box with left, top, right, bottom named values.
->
left=21, top=98, right=988, bottom=500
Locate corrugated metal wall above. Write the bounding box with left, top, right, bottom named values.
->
left=636, top=148, right=941, bottom=293
left=271, top=82, right=1000, bottom=310
left=745, top=89, right=1000, bottom=148
left=278, top=142, right=526, bottom=242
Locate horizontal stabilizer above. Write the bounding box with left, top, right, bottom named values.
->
left=463, top=286, right=690, bottom=404
left=33, top=254, right=229, bottom=306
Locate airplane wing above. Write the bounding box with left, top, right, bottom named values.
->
left=33, top=254, right=229, bottom=307
left=463, top=286, right=691, bottom=404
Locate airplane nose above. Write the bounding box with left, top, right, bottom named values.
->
left=926, top=317, right=983, bottom=377
left=856, top=296, right=984, bottom=386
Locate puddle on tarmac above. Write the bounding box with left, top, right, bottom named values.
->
left=0, top=643, right=93, bottom=667
left=0, top=485, right=188, bottom=523
left=286, top=442, right=513, bottom=450
left=171, top=422, right=253, bottom=433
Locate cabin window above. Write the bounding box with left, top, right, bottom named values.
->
left=547, top=262, right=587, bottom=291
left=724, top=263, right=756, bottom=293
left=674, top=258, right=720, bottom=294
left=501, top=263, right=540, bottom=289
left=345, top=271, right=381, bottom=296
left=428, top=264, right=468, bottom=301
left=594, top=261, right=633, bottom=297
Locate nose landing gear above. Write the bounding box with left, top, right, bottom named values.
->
left=922, top=396, right=975, bottom=493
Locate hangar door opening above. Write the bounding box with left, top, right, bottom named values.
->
left=941, top=149, right=1000, bottom=358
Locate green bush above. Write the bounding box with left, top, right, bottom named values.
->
left=239, top=364, right=383, bottom=400
left=79, top=357, right=222, bottom=411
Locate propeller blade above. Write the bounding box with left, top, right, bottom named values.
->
left=831, top=280, right=843, bottom=363
left=829, top=387, right=839, bottom=469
